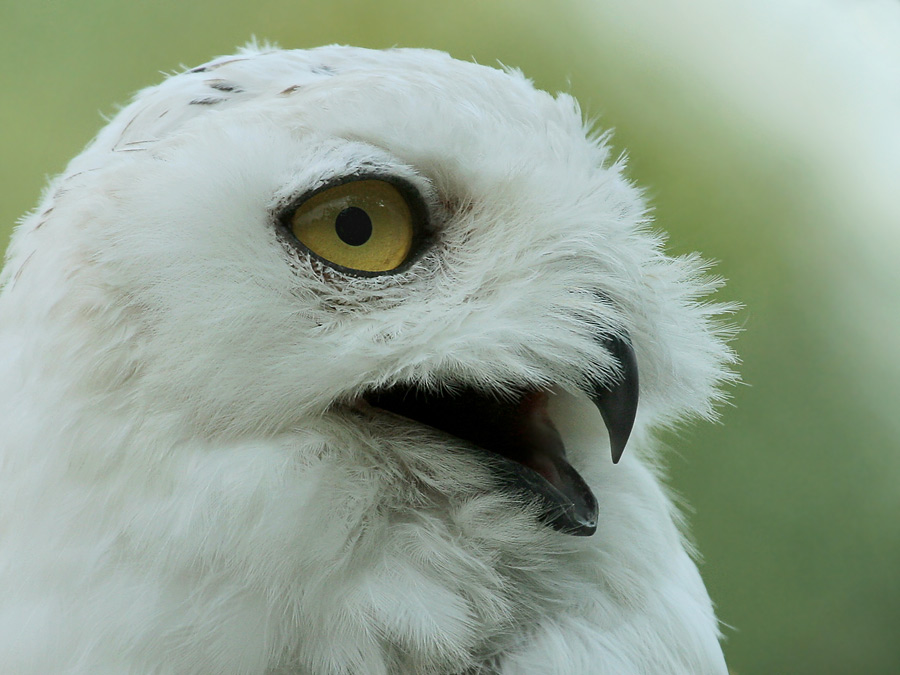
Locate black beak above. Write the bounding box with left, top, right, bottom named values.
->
left=588, top=333, right=639, bottom=463
left=363, top=331, right=639, bottom=537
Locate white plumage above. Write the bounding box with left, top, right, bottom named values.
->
left=0, top=45, right=735, bottom=674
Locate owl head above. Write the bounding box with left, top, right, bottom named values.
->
left=0, top=44, right=735, bottom=672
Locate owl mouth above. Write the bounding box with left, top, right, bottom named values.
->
left=362, top=336, right=639, bottom=537
left=364, top=386, right=599, bottom=536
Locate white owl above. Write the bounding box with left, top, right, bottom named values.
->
left=0, top=45, right=736, bottom=674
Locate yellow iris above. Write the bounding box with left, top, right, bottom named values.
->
left=290, top=179, right=416, bottom=273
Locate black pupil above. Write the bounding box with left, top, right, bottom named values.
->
left=335, top=207, right=373, bottom=246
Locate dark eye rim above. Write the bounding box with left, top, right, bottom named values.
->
left=275, top=173, right=432, bottom=278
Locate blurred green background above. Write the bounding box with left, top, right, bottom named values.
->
left=2, top=1, right=899, bottom=672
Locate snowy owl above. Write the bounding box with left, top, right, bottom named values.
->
left=0, top=45, right=735, bottom=674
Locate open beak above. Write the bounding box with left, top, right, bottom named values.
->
left=364, top=333, right=639, bottom=536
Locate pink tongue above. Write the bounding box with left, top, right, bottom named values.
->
left=510, top=391, right=567, bottom=485
left=511, top=393, right=597, bottom=528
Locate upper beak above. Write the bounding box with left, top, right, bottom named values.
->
left=587, top=333, right=639, bottom=463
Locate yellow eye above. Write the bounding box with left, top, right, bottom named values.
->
left=289, top=179, right=418, bottom=274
